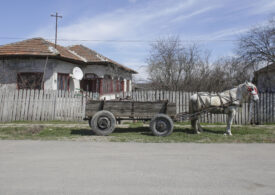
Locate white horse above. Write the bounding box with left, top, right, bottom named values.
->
left=189, top=81, right=259, bottom=135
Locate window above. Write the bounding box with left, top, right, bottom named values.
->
left=113, top=77, right=118, bottom=92
left=116, top=79, right=120, bottom=92
left=113, top=77, right=123, bottom=93
left=120, top=78, right=124, bottom=92
left=57, top=73, right=70, bottom=91
left=80, top=73, right=100, bottom=93
left=103, top=75, right=113, bottom=94
left=17, top=72, right=44, bottom=90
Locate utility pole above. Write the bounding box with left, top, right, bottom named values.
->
left=51, top=12, right=62, bottom=48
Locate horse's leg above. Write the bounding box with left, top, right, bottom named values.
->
left=197, top=118, right=203, bottom=132
left=198, top=122, right=203, bottom=132
left=189, top=95, right=200, bottom=134
left=191, top=118, right=200, bottom=134
left=225, top=108, right=236, bottom=136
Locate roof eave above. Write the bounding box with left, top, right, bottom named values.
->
left=0, top=54, right=86, bottom=65
left=85, top=61, right=138, bottom=74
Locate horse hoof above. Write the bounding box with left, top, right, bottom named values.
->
left=224, top=133, right=232, bottom=136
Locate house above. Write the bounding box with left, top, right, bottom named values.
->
left=253, top=63, right=275, bottom=92
left=0, top=38, right=137, bottom=99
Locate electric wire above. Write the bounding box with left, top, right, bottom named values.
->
left=0, top=36, right=238, bottom=43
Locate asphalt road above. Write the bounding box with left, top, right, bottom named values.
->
left=0, top=141, right=274, bottom=195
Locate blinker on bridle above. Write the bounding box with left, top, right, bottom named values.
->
left=247, top=86, right=258, bottom=95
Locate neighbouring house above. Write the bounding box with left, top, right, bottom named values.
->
left=0, top=38, right=137, bottom=99
left=253, top=63, right=275, bottom=92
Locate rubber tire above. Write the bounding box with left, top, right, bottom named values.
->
left=150, top=114, right=174, bottom=136
left=90, top=110, right=116, bottom=136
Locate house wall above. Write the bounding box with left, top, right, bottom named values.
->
left=0, top=57, right=133, bottom=94
left=0, top=57, right=80, bottom=91
left=256, top=71, right=275, bottom=92
left=0, top=57, right=51, bottom=90
left=51, top=59, right=81, bottom=91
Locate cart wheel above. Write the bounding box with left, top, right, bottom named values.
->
left=150, top=114, right=173, bottom=136
left=90, top=110, right=116, bottom=136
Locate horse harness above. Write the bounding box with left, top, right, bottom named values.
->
left=197, top=90, right=241, bottom=110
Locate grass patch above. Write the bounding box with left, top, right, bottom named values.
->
left=0, top=120, right=86, bottom=125
left=0, top=123, right=274, bottom=143
left=0, top=125, right=78, bottom=140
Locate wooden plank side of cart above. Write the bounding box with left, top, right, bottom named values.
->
left=85, top=100, right=176, bottom=119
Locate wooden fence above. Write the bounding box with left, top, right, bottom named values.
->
left=0, top=89, right=99, bottom=122
left=0, top=89, right=274, bottom=124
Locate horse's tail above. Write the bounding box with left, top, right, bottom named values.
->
left=189, top=94, right=200, bottom=132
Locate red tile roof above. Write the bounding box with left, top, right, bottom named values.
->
left=68, top=45, right=137, bottom=73
left=0, top=38, right=82, bottom=62
left=0, top=38, right=137, bottom=73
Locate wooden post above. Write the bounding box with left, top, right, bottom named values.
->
left=99, top=78, right=103, bottom=95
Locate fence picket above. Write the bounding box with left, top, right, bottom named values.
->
left=11, top=90, right=18, bottom=121
left=0, top=90, right=4, bottom=121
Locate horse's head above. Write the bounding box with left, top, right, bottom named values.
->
left=240, top=81, right=259, bottom=103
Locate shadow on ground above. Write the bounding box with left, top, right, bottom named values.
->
left=70, top=127, right=223, bottom=136
left=203, top=128, right=224, bottom=134
left=71, top=129, right=94, bottom=136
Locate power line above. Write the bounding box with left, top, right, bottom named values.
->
left=0, top=37, right=239, bottom=43
left=60, top=39, right=238, bottom=43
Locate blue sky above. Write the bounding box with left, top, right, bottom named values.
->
left=0, top=0, right=274, bottom=81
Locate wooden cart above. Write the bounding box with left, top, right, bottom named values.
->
left=84, top=100, right=176, bottom=136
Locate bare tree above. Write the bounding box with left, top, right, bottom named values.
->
left=147, top=36, right=210, bottom=91
left=238, top=18, right=275, bottom=68
left=148, top=36, right=182, bottom=90
left=208, top=57, right=252, bottom=92
left=147, top=36, right=256, bottom=92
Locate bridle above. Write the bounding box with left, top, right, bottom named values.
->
left=247, top=86, right=258, bottom=96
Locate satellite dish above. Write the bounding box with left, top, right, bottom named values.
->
left=72, top=67, right=83, bottom=80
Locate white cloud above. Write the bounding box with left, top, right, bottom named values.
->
left=172, top=6, right=218, bottom=23
left=32, top=0, right=209, bottom=74
left=204, top=27, right=251, bottom=40
left=32, top=0, right=199, bottom=44
left=32, top=0, right=275, bottom=44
